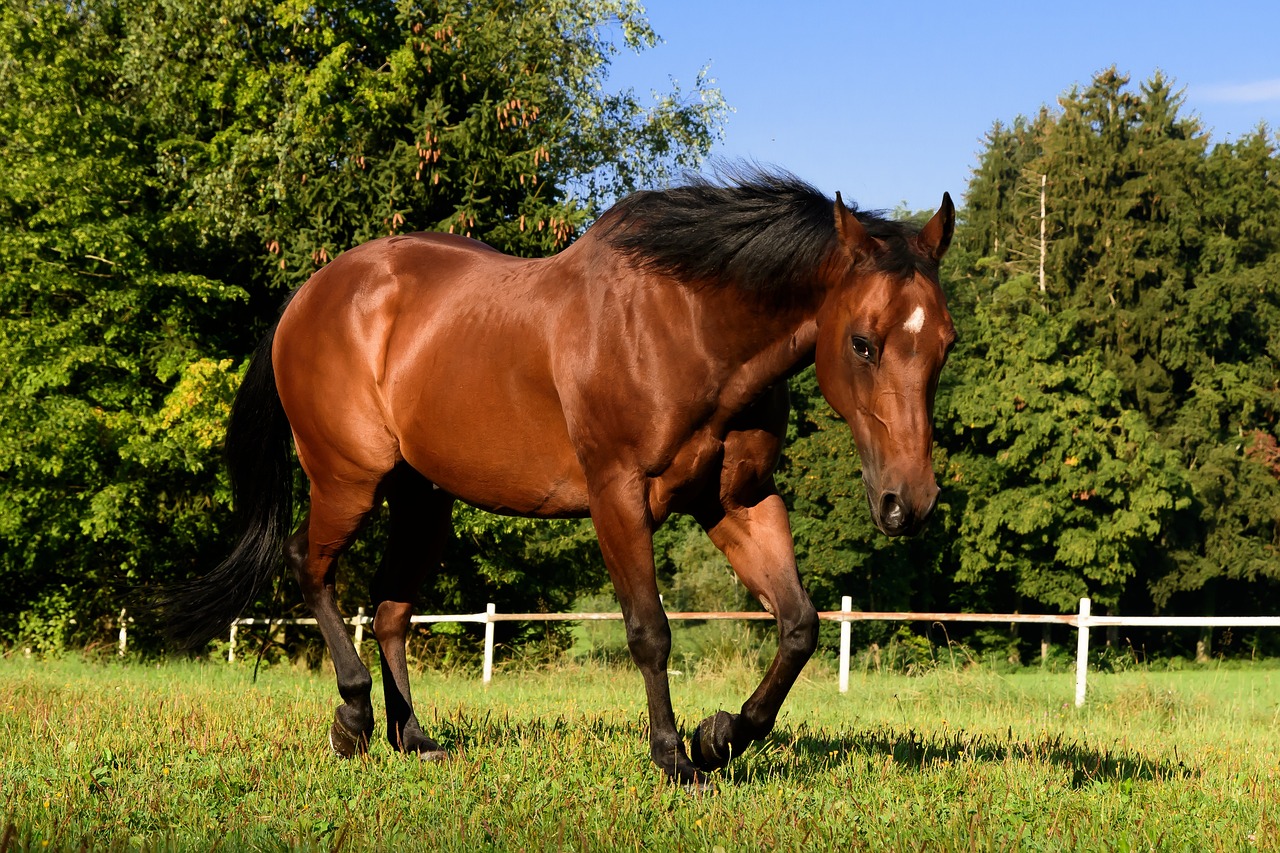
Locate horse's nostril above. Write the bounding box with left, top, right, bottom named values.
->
left=880, top=493, right=905, bottom=532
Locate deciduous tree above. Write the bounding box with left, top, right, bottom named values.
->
left=0, top=0, right=725, bottom=648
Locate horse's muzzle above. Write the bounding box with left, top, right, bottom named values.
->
left=873, top=485, right=939, bottom=538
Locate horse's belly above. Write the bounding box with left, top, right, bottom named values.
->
left=404, top=443, right=590, bottom=518
left=391, top=384, right=590, bottom=519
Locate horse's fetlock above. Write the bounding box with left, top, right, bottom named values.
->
left=781, top=607, right=819, bottom=659
left=338, top=676, right=374, bottom=704
left=626, top=624, right=672, bottom=671
left=737, top=706, right=775, bottom=740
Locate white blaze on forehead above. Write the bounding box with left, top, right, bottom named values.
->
left=903, top=305, right=926, bottom=334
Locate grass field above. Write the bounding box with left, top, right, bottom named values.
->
left=1, top=653, right=1277, bottom=851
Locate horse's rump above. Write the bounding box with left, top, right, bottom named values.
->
left=274, top=231, right=591, bottom=516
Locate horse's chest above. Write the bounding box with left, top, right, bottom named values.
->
left=644, top=429, right=727, bottom=521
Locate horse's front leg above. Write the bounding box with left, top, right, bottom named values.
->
left=690, top=486, right=819, bottom=773
left=589, top=485, right=705, bottom=787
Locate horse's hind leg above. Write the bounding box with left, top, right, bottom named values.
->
left=372, top=468, right=453, bottom=759
left=689, top=485, right=819, bottom=773
left=285, top=476, right=383, bottom=757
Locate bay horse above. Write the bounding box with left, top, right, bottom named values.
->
left=166, top=170, right=955, bottom=786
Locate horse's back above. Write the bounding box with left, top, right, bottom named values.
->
left=274, top=232, right=591, bottom=516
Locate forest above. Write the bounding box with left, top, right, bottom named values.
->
left=1, top=0, right=1277, bottom=660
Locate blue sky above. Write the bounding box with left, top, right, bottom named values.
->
left=606, top=1, right=1280, bottom=212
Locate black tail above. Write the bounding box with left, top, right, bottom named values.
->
left=163, top=327, right=295, bottom=649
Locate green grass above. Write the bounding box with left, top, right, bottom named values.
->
left=1, top=654, right=1277, bottom=851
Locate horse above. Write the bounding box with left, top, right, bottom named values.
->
left=165, top=169, right=956, bottom=786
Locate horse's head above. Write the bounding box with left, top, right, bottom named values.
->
left=815, top=193, right=956, bottom=537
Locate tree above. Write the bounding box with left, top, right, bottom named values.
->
left=959, top=111, right=1051, bottom=270
left=778, top=68, right=1278, bottom=647
left=946, top=68, right=1280, bottom=620
left=0, top=0, right=726, bottom=649
left=936, top=275, right=1191, bottom=614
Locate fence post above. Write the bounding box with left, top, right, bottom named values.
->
left=1074, top=597, right=1091, bottom=708
left=354, top=606, right=365, bottom=658
left=228, top=622, right=238, bottom=663
left=482, top=603, right=496, bottom=686
left=838, top=596, right=852, bottom=693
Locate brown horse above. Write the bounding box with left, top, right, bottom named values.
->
left=166, top=170, right=955, bottom=785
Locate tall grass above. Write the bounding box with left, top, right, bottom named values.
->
left=1, top=654, right=1277, bottom=850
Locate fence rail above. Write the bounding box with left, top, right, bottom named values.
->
left=200, top=597, right=1280, bottom=706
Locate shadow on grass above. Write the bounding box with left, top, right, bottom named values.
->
left=420, top=706, right=650, bottom=752
left=417, top=707, right=1193, bottom=790
left=732, top=723, right=1197, bottom=788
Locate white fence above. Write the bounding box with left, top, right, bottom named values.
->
left=206, top=597, right=1280, bottom=707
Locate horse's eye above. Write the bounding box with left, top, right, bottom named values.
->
left=851, top=336, right=874, bottom=362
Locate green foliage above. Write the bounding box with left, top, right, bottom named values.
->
left=0, top=0, right=247, bottom=643
left=0, top=0, right=725, bottom=648
left=3, top=9, right=1277, bottom=666
left=952, top=68, right=1280, bottom=616
left=938, top=274, right=1192, bottom=612
left=162, top=0, right=725, bottom=284
left=769, top=68, right=1278, bottom=644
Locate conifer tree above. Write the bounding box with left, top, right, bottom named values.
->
left=941, top=68, right=1280, bottom=621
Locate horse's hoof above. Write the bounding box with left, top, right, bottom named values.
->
left=329, top=716, right=370, bottom=758
left=690, top=710, right=738, bottom=772
left=395, top=722, right=449, bottom=762
left=663, top=757, right=711, bottom=792
left=682, top=775, right=717, bottom=795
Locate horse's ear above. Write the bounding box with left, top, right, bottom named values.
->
left=834, top=191, right=876, bottom=261
left=918, top=192, right=955, bottom=261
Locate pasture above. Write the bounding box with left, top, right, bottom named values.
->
left=1, top=655, right=1277, bottom=851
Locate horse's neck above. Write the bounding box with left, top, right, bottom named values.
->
left=698, top=287, right=822, bottom=398
left=554, top=234, right=823, bottom=391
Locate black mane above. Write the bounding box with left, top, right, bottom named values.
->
left=597, top=169, right=930, bottom=293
